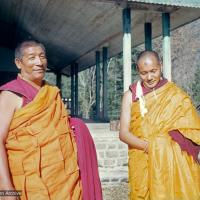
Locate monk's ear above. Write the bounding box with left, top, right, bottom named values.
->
left=160, top=64, right=163, bottom=73
left=15, top=58, right=22, bottom=70
left=160, top=64, right=164, bottom=79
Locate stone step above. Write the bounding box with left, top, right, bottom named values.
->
left=100, top=168, right=128, bottom=184
left=86, top=123, right=119, bottom=138
left=86, top=123, right=110, bottom=131
left=85, top=122, right=128, bottom=185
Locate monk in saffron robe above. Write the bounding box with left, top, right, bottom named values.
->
left=119, top=50, right=200, bottom=200
left=0, top=40, right=102, bottom=200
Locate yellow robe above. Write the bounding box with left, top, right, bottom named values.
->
left=6, top=83, right=82, bottom=200
left=128, top=82, right=200, bottom=200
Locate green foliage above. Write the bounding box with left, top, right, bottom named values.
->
left=78, top=67, right=96, bottom=119
left=107, top=55, right=123, bottom=120
left=131, top=48, right=140, bottom=83
left=45, top=72, right=71, bottom=98
left=107, top=48, right=140, bottom=120
left=61, top=75, right=71, bottom=98
left=45, top=72, right=56, bottom=85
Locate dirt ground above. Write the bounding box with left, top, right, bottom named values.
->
left=102, top=182, right=129, bottom=200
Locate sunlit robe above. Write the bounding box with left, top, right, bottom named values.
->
left=5, top=83, right=82, bottom=200
left=129, top=81, right=200, bottom=200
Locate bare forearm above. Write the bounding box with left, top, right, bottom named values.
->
left=0, top=142, right=14, bottom=189
left=119, top=91, right=148, bottom=152
left=119, top=131, right=148, bottom=151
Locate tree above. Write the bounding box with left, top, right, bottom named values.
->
left=107, top=55, right=123, bottom=120
left=78, top=66, right=96, bottom=119
left=45, top=72, right=56, bottom=85
left=61, top=75, right=71, bottom=98
left=107, top=48, right=140, bottom=120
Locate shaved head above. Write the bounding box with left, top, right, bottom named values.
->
left=136, top=50, right=162, bottom=89
left=136, top=50, right=161, bottom=67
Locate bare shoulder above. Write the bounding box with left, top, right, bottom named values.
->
left=120, top=90, right=133, bottom=111
left=0, top=91, right=22, bottom=111
left=122, top=90, right=132, bottom=104
left=120, top=90, right=132, bottom=126
left=0, top=91, right=22, bottom=141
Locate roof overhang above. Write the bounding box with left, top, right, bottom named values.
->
left=0, top=0, right=199, bottom=75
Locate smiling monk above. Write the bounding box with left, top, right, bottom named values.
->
left=119, top=50, right=200, bottom=200
left=0, top=41, right=102, bottom=200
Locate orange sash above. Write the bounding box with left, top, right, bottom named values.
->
left=6, top=83, right=82, bottom=200
left=129, top=82, right=200, bottom=200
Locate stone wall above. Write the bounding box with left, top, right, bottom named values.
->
left=86, top=123, right=128, bottom=185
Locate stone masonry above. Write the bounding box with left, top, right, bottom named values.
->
left=86, top=123, right=128, bottom=185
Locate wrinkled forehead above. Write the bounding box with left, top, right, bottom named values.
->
left=21, top=45, right=46, bottom=56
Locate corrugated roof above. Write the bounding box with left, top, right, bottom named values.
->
left=127, top=0, right=200, bottom=8
left=0, top=0, right=200, bottom=75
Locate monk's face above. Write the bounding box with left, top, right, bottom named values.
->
left=137, top=55, right=162, bottom=89
left=15, top=45, right=47, bottom=83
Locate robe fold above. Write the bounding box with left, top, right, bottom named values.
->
left=129, top=79, right=200, bottom=162
left=3, top=83, right=82, bottom=200
left=128, top=81, right=200, bottom=200
left=70, top=118, right=102, bottom=200
left=0, top=76, right=102, bottom=200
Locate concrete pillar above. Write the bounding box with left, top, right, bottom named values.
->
left=102, top=47, right=108, bottom=121
left=95, top=51, right=101, bottom=119
left=71, top=64, right=75, bottom=116
left=75, top=63, right=79, bottom=116
left=162, top=13, right=171, bottom=81
left=122, top=8, right=132, bottom=92
left=145, top=22, right=152, bottom=50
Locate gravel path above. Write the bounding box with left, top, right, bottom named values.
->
left=102, top=183, right=129, bottom=200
